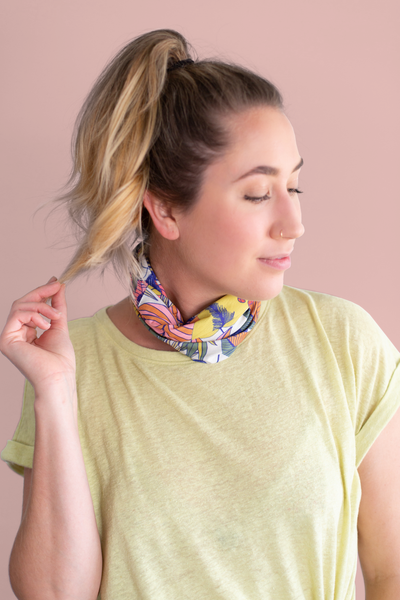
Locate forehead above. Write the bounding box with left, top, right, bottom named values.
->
left=205, top=106, right=301, bottom=186
left=228, top=107, right=298, bottom=160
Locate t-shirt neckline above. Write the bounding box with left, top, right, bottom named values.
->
left=94, top=299, right=271, bottom=364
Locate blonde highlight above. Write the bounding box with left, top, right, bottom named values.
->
left=54, top=30, right=190, bottom=286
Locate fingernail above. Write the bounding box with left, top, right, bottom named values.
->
left=47, top=276, right=58, bottom=283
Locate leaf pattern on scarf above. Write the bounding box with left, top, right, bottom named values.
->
left=221, top=338, right=236, bottom=358
left=208, top=303, right=235, bottom=331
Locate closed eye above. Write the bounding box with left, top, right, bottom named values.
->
left=244, top=189, right=303, bottom=203
left=244, top=193, right=271, bottom=203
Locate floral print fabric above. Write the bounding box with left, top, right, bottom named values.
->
left=130, top=253, right=261, bottom=363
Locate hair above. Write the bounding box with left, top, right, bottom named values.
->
left=52, top=28, right=284, bottom=287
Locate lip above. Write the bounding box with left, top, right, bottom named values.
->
left=258, top=255, right=292, bottom=270
left=261, top=253, right=291, bottom=260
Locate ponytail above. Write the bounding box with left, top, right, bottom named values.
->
left=56, top=30, right=191, bottom=285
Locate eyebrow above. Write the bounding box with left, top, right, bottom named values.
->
left=235, top=157, right=304, bottom=181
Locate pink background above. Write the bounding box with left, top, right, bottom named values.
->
left=1, top=1, right=399, bottom=597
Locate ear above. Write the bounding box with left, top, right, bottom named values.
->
left=142, top=191, right=180, bottom=241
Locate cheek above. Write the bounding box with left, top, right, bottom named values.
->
left=219, top=210, right=264, bottom=245
left=210, top=212, right=264, bottom=265
left=180, top=198, right=266, bottom=264
left=208, top=212, right=247, bottom=248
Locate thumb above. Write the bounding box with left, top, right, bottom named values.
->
left=49, top=283, right=68, bottom=328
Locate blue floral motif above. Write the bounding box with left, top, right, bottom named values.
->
left=209, top=303, right=235, bottom=331
left=147, top=269, right=160, bottom=292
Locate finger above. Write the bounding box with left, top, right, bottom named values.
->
left=13, top=311, right=52, bottom=332
left=0, top=310, right=54, bottom=353
left=15, top=280, right=63, bottom=306
left=45, top=283, right=68, bottom=329
left=25, top=327, right=38, bottom=344
left=42, top=276, right=61, bottom=305
left=14, top=302, right=62, bottom=320
left=6, top=303, right=60, bottom=332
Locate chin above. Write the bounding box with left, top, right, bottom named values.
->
left=241, top=278, right=285, bottom=303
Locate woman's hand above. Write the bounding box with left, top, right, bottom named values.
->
left=0, top=277, right=76, bottom=393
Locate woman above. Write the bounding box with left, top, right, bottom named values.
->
left=1, top=29, right=400, bottom=600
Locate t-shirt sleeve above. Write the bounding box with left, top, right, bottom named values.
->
left=346, top=304, right=400, bottom=468
left=355, top=361, right=400, bottom=468
left=1, top=378, right=36, bottom=476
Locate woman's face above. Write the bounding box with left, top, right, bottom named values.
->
left=150, top=106, right=305, bottom=315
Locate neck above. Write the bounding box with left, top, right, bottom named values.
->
left=147, top=244, right=224, bottom=322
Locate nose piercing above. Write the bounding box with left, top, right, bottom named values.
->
left=280, top=231, right=284, bottom=238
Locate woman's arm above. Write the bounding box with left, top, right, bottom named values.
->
left=10, top=383, right=102, bottom=600
left=357, top=403, right=400, bottom=599
left=0, top=279, right=102, bottom=599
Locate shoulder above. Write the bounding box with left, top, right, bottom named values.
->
left=67, top=312, right=100, bottom=346
left=279, top=284, right=367, bottom=316
left=66, top=307, right=113, bottom=362
left=65, top=307, right=124, bottom=391
left=278, top=285, right=375, bottom=330
left=277, top=286, right=399, bottom=359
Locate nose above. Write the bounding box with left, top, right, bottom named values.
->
left=271, top=190, right=305, bottom=241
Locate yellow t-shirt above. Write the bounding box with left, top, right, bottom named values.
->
left=2, top=286, right=400, bottom=600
